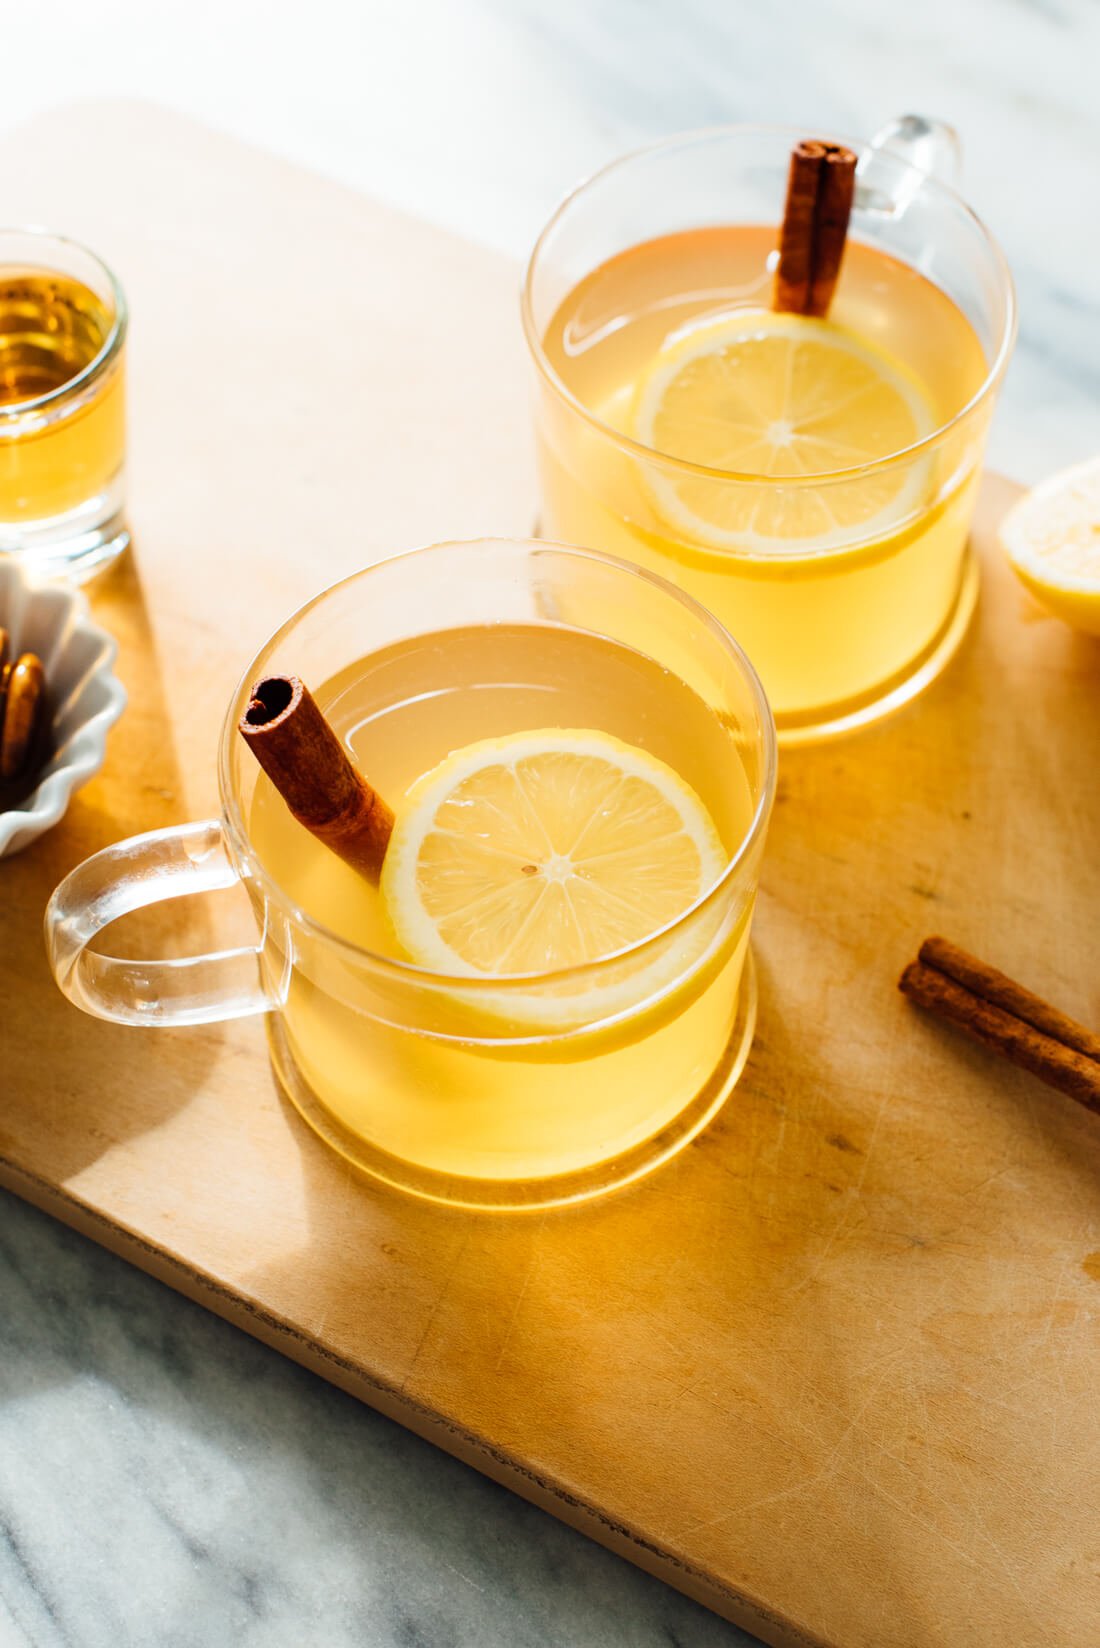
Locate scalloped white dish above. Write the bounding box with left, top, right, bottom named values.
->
left=0, top=560, right=126, bottom=856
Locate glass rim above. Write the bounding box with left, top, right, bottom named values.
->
left=0, top=225, right=128, bottom=418
left=520, top=120, right=1018, bottom=486
left=218, top=535, right=778, bottom=993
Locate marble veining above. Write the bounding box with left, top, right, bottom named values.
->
left=3, top=0, right=1098, bottom=1643
left=0, top=1199, right=751, bottom=1648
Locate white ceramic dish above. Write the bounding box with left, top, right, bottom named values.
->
left=0, top=560, right=126, bottom=856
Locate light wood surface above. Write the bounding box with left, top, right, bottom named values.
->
left=2, top=103, right=1099, bottom=1648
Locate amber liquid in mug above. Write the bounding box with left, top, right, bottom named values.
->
left=249, top=622, right=758, bottom=1187
left=537, top=228, right=989, bottom=727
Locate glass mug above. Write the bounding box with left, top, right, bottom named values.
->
left=523, top=116, right=1017, bottom=742
left=0, top=229, right=129, bottom=581
left=45, top=540, right=776, bottom=1211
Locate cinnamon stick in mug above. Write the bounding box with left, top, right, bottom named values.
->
left=774, top=140, right=825, bottom=315
left=239, top=674, right=394, bottom=882
left=807, top=143, right=857, bottom=317
left=774, top=139, right=857, bottom=318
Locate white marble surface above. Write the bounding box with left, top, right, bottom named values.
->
left=2, top=2, right=1097, bottom=1644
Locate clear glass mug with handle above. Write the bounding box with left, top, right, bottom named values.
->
left=45, top=538, right=776, bottom=1211
left=523, top=115, right=1016, bottom=743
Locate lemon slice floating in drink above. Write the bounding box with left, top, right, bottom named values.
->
left=632, top=309, right=935, bottom=553
left=381, top=728, right=725, bottom=1002
left=999, top=456, right=1100, bottom=636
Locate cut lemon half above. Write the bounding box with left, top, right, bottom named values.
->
left=999, top=456, right=1100, bottom=636
left=632, top=308, right=935, bottom=554
left=380, top=729, right=725, bottom=985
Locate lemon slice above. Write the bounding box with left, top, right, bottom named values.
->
left=380, top=729, right=725, bottom=983
left=632, top=308, right=935, bottom=554
left=1000, top=456, right=1100, bottom=635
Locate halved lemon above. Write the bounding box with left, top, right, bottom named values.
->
left=380, top=729, right=725, bottom=983
left=632, top=309, right=935, bottom=554
left=999, top=456, right=1100, bottom=636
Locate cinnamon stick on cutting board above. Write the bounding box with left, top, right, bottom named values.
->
left=900, top=936, right=1100, bottom=1114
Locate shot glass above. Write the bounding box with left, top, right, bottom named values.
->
left=0, top=229, right=128, bottom=581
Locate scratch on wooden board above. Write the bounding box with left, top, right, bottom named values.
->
left=398, top=1234, right=472, bottom=1393
left=631, top=1309, right=694, bottom=1368
left=310, top=1159, right=359, bottom=1345
left=936, top=1441, right=1046, bottom=1632
left=956, top=1163, right=1016, bottom=1199
left=1031, top=1258, right=1071, bottom=1358
left=493, top=1222, right=546, bottom=1372
left=785, top=1090, right=890, bottom=1297
left=850, top=1461, right=1046, bottom=1636
left=673, top=1341, right=909, bottom=1539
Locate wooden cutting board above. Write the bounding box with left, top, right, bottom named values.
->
left=2, top=102, right=1098, bottom=1648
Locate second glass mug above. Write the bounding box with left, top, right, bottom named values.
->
left=522, top=116, right=1017, bottom=742
left=45, top=539, right=776, bottom=1211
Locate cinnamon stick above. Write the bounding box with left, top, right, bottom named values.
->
left=807, top=144, right=857, bottom=317
left=0, top=643, right=49, bottom=784
left=918, top=936, right=1100, bottom=1062
left=238, top=674, right=394, bottom=883
left=775, top=140, right=825, bottom=316
left=1, top=652, right=46, bottom=780
left=774, top=139, right=857, bottom=318
left=899, top=936, right=1100, bottom=1115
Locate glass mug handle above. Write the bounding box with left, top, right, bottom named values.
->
left=858, top=113, right=962, bottom=215
left=44, top=819, right=284, bottom=1027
